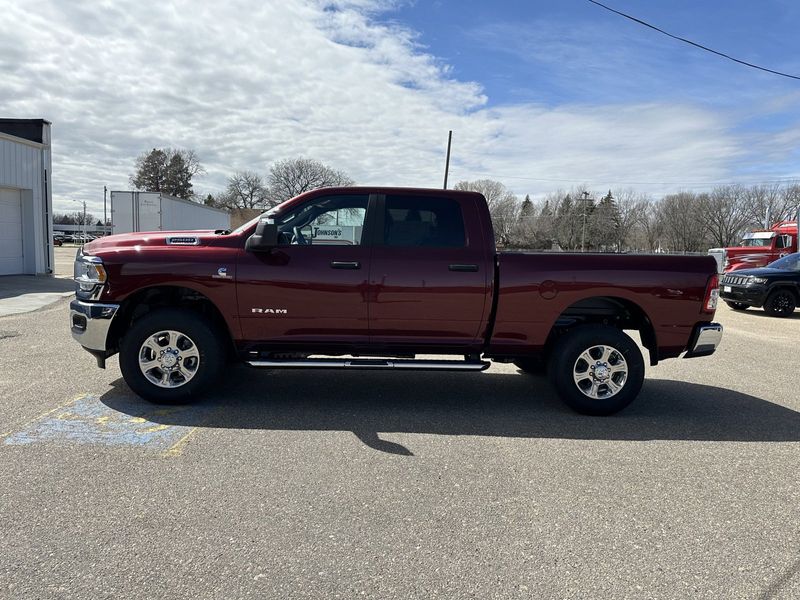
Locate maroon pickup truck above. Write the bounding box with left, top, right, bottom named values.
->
left=70, top=187, right=722, bottom=415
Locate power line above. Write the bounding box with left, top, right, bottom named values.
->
left=458, top=171, right=800, bottom=187
left=586, top=0, right=800, bottom=81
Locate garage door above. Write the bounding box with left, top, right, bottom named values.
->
left=0, top=188, right=24, bottom=275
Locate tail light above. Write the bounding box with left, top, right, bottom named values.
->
left=702, top=273, right=720, bottom=313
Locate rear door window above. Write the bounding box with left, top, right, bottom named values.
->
left=383, top=196, right=466, bottom=247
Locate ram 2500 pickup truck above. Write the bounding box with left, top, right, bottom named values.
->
left=70, top=187, right=722, bottom=415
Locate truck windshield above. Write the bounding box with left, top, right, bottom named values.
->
left=768, top=253, right=800, bottom=271
left=739, top=238, right=773, bottom=247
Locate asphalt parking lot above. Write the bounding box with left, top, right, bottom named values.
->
left=0, top=294, right=798, bottom=599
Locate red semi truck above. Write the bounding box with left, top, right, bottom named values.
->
left=709, top=221, right=798, bottom=273
left=70, top=187, right=722, bottom=415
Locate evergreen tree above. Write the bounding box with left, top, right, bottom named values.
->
left=591, top=190, right=621, bottom=250
left=520, top=194, right=534, bottom=218
left=130, top=148, right=203, bottom=199
left=555, top=194, right=578, bottom=249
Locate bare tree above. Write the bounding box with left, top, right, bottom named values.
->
left=454, top=179, right=520, bottom=245
left=611, top=189, right=649, bottom=251
left=658, top=192, right=708, bottom=252
left=742, top=183, right=796, bottom=229
left=56, top=210, right=95, bottom=226
left=636, top=200, right=664, bottom=251
left=217, top=171, right=270, bottom=210
left=267, top=158, right=354, bottom=205
left=701, top=184, right=749, bottom=247
left=784, top=183, right=800, bottom=222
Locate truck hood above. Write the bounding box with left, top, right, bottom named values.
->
left=84, top=230, right=220, bottom=252
left=725, top=246, right=771, bottom=254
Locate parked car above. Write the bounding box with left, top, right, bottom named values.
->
left=53, top=235, right=63, bottom=246
left=68, top=187, right=722, bottom=416
left=719, top=252, right=800, bottom=317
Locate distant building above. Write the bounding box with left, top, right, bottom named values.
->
left=0, top=119, right=53, bottom=275
left=110, top=191, right=230, bottom=234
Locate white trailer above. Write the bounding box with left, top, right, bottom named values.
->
left=110, top=191, right=229, bottom=234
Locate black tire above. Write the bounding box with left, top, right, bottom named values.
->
left=725, top=301, right=749, bottom=311
left=119, top=308, right=225, bottom=404
left=547, top=325, right=645, bottom=416
left=513, top=356, right=547, bottom=375
left=763, top=289, right=797, bottom=318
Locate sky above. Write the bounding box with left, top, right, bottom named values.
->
left=1, top=0, right=799, bottom=217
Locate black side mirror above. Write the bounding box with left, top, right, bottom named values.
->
left=246, top=220, right=279, bottom=252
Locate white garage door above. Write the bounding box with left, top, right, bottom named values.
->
left=0, top=188, right=24, bottom=275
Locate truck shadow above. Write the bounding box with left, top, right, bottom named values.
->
left=730, top=309, right=800, bottom=320
left=99, top=368, right=800, bottom=454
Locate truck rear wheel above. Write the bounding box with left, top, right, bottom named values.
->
left=763, top=289, right=796, bottom=318
left=548, top=325, right=644, bottom=416
left=119, top=308, right=224, bottom=404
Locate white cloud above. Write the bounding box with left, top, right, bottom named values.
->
left=0, top=0, right=766, bottom=218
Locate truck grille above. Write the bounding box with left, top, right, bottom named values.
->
left=722, top=274, right=749, bottom=286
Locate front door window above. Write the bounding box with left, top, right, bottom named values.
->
left=275, top=195, right=368, bottom=246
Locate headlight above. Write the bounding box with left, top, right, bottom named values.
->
left=749, top=277, right=768, bottom=285
left=74, top=253, right=107, bottom=291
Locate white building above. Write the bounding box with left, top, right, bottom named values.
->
left=0, top=119, right=53, bottom=275
left=110, top=191, right=230, bottom=234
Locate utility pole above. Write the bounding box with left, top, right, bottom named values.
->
left=103, top=186, right=108, bottom=235
left=581, top=191, right=590, bottom=252
left=443, top=130, right=452, bottom=189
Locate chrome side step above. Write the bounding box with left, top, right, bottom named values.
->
left=246, top=358, right=490, bottom=371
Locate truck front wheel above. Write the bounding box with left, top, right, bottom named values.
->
left=119, top=308, right=224, bottom=404
left=548, top=325, right=644, bottom=416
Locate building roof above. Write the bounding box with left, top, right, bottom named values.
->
left=0, top=119, right=51, bottom=144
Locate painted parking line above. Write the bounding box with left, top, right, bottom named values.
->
left=2, top=394, right=213, bottom=455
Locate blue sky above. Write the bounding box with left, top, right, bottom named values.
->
left=393, top=0, right=800, bottom=107
left=1, top=0, right=798, bottom=215
left=389, top=0, right=800, bottom=182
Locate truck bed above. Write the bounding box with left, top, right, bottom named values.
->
left=489, top=252, right=719, bottom=361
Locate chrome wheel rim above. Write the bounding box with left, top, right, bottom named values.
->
left=573, top=345, right=628, bottom=400
left=138, top=330, right=201, bottom=388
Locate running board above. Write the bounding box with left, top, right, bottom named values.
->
left=246, top=358, right=490, bottom=371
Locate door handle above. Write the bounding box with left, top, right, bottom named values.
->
left=449, top=264, right=479, bottom=272
left=330, top=261, right=361, bottom=270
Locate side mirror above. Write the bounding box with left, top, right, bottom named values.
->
left=246, top=220, right=279, bottom=252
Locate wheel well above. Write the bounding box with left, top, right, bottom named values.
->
left=107, top=286, right=233, bottom=355
left=548, top=296, right=658, bottom=366
left=768, top=286, right=799, bottom=301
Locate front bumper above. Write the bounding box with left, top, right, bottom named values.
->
left=719, top=284, right=767, bottom=307
left=70, top=299, right=120, bottom=361
left=684, top=322, right=723, bottom=358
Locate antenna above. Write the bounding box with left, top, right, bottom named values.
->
left=443, top=130, right=452, bottom=189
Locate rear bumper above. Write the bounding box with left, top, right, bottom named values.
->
left=684, top=322, right=723, bottom=358
left=69, top=299, right=119, bottom=353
